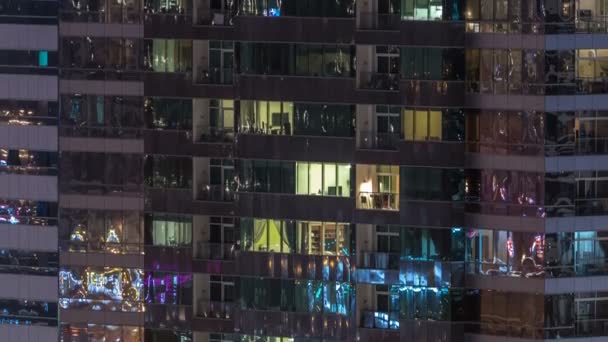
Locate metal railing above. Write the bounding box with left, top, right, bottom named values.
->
left=358, top=131, right=400, bottom=150
left=359, top=72, right=400, bottom=91
left=195, top=67, right=233, bottom=85
left=359, top=252, right=400, bottom=269
left=195, top=11, right=235, bottom=26
left=197, top=127, right=235, bottom=143
left=195, top=242, right=235, bottom=260
left=60, top=126, right=142, bottom=139
left=196, top=300, right=235, bottom=319
left=357, top=192, right=399, bottom=210
left=360, top=310, right=400, bottom=330
left=144, top=12, right=192, bottom=25
left=197, top=184, right=236, bottom=202
left=465, top=17, right=608, bottom=34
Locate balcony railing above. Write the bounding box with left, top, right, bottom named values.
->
left=357, top=191, right=399, bottom=210
left=195, top=67, right=233, bottom=85
left=359, top=72, right=400, bottom=91
left=197, top=184, right=236, bottom=202
left=60, top=126, right=142, bottom=139
left=360, top=310, right=400, bottom=330
left=358, top=12, right=400, bottom=30
left=195, top=11, right=235, bottom=26
left=466, top=17, right=608, bottom=34
left=144, top=12, right=192, bottom=25
left=196, top=300, right=234, bottom=319
left=360, top=252, right=400, bottom=269
left=197, top=127, right=235, bottom=143
left=195, top=242, right=235, bottom=260
left=358, top=131, right=400, bottom=150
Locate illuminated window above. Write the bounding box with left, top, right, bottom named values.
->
left=295, top=162, right=350, bottom=197
left=38, top=50, right=48, bottom=67
left=403, top=109, right=442, bottom=141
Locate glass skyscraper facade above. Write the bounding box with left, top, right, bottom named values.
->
left=0, top=0, right=60, bottom=340
left=1, top=0, right=608, bottom=341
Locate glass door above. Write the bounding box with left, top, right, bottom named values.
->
left=209, top=216, right=234, bottom=258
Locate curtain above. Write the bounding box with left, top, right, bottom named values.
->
left=253, top=219, right=266, bottom=246
left=281, top=220, right=296, bottom=252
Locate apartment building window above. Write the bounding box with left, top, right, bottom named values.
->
left=240, top=218, right=350, bottom=256
left=145, top=155, right=192, bottom=189
left=0, top=149, right=57, bottom=176
left=376, top=105, right=401, bottom=135
left=373, top=285, right=400, bottom=329
left=209, top=99, right=235, bottom=133
left=145, top=0, right=190, bottom=14
left=401, top=167, right=464, bottom=201
left=296, top=162, right=351, bottom=197
left=400, top=0, right=445, bottom=21
left=59, top=267, right=144, bottom=312
left=239, top=100, right=292, bottom=135
left=144, top=39, right=192, bottom=72
left=376, top=226, right=401, bottom=254
left=401, top=47, right=464, bottom=80
left=209, top=216, right=234, bottom=247
left=238, top=43, right=355, bottom=77
left=61, top=209, right=143, bottom=254
left=146, top=214, right=192, bottom=247
left=145, top=97, right=192, bottom=130
left=210, top=275, right=235, bottom=302
left=356, top=164, right=400, bottom=210
left=293, top=103, right=354, bottom=137
left=145, top=272, right=193, bottom=305
left=0, top=100, right=57, bottom=126
left=207, top=41, right=234, bottom=83
left=238, top=0, right=354, bottom=17
left=240, top=278, right=351, bottom=314
left=376, top=46, right=400, bottom=75
left=403, top=109, right=442, bottom=141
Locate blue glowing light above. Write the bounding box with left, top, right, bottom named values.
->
left=268, top=8, right=280, bottom=16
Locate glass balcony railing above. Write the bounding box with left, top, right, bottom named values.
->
left=195, top=11, right=235, bottom=26
left=195, top=242, right=235, bottom=260
left=195, top=67, right=233, bottom=85
left=197, top=127, right=235, bottom=143
left=196, top=300, right=234, bottom=319
left=359, top=252, right=400, bottom=269
left=197, top=184, right=236, bottom=202
left=360, top=310, right=400, bottom=330
left=359, top=72, right=400, bottom=91
left=358, top=131, right=400, bottom=150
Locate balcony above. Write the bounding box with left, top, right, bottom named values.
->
left=197, top=184, right=235, bottom=202
left=196, top=127, right=234, bottom=143
left=195, top=242, right=234, bottom=260
left=360, top=310, right=400, bottom=330
left=195, top=10, right=235, bottom=26
left=236, top=252, right=352, bottom=281
left=357, top=192, right=399, bottom=211
left=60, top=126, right=142, bottom=139
left=235, top=134, right=355, bottom=163
left=358, top=12, right=400, bottom=31
left=196, top=300, right=234, bottom=320
left=233, top=309, right=349, bottom=339
left=194, top=67, right=233, bottom=85
left=359, top=72, right=400, bottom=91
left=360, top=252, right=400, bottom=269
left=358, top=131, right=400, bottom=151
left=236, top=192, right=354, bottom=222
